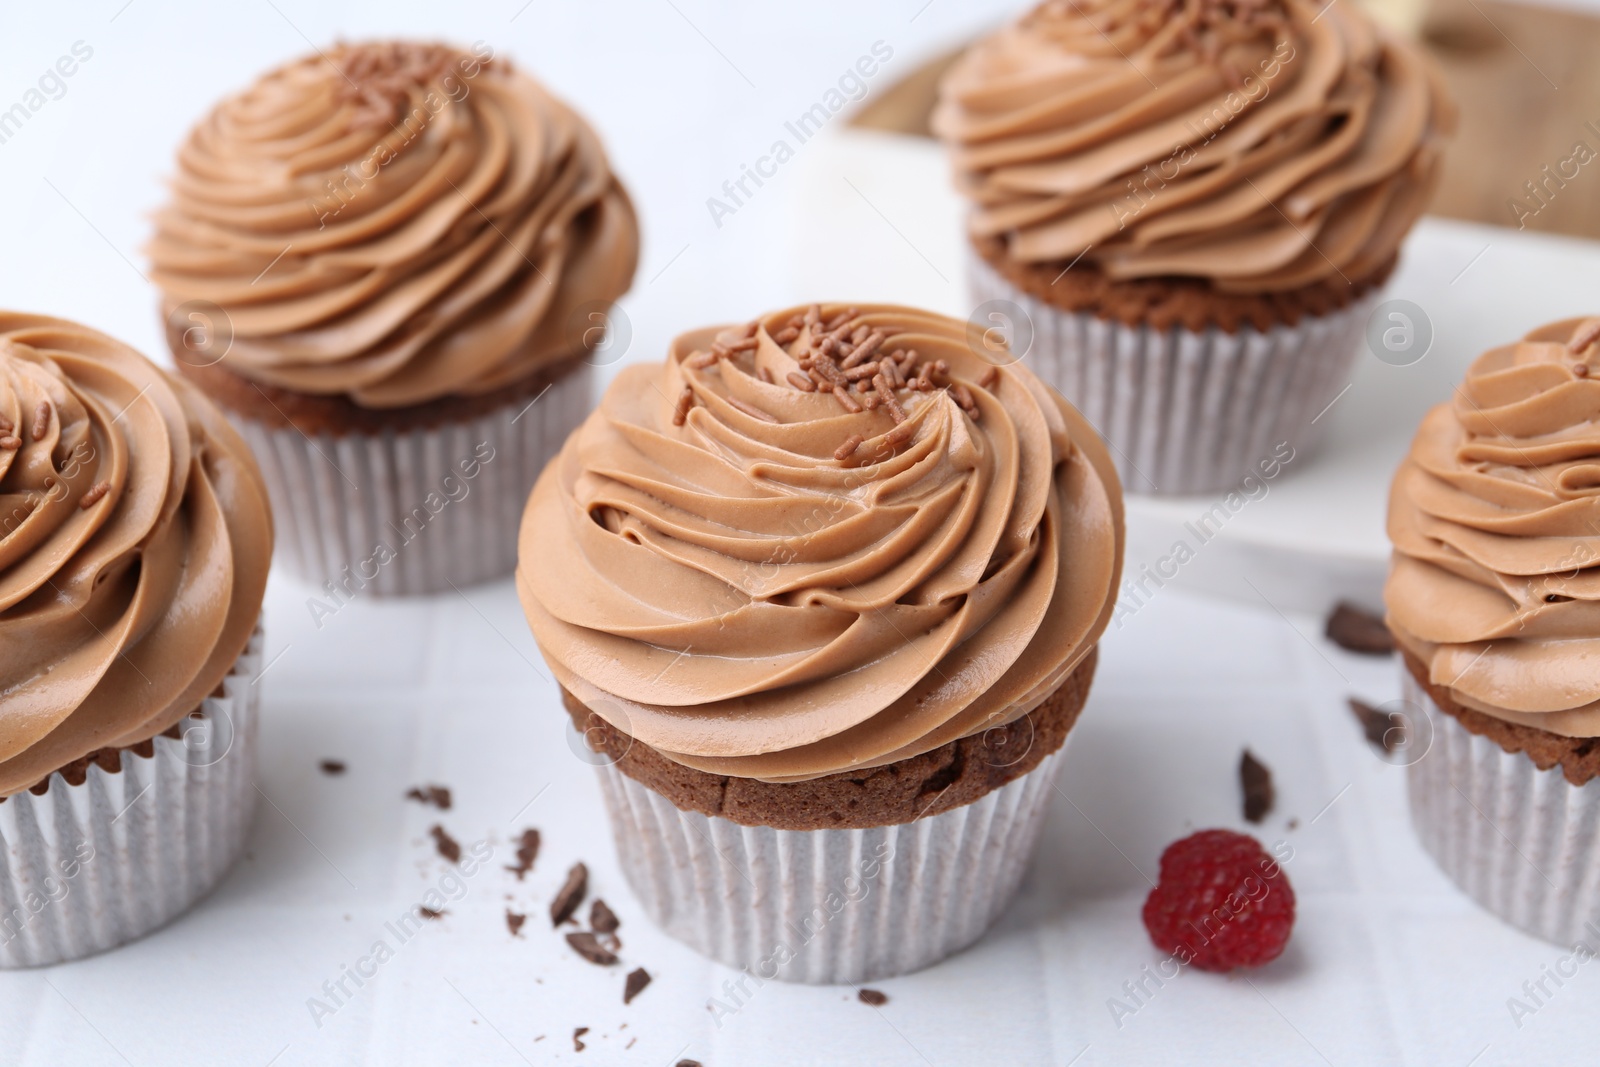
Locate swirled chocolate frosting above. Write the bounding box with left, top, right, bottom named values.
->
left=933, top=0, right=1454, bottom=292
left=0, top=314, right=272, bottom=797
left=518, top=304, right=1124, bottom=782
left=149, top=40, right=638, bottom=408
left=1387, top=318, right=1600, bottom=736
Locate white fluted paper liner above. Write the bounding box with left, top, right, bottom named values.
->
left=1404, top=671, right=1600, bottom=947
left=594, top=743, right=1069, bottom=984
left=968, top=250, right=1378, bottom=494
left=234, top=362, right=593, bottom=597
left=0, top=626, right=262, bottom=968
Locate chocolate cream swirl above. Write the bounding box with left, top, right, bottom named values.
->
left=518, top=304, right=1124, bottom=782
left=932, top=0, right=1454, bottom=292
left=0, top=314, right=272, bottom=797
left=1387, top=318, right=1600, bottom=735
left=149, top=40, right=638, bottom=408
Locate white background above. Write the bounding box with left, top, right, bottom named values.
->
left=2, top=2, right=1599, bottom=1065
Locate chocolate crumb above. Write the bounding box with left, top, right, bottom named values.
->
left=623, top=966, right=651, bottom=1004
left=405, top=785, right=452, bottom=810
left=551, top=862, right=588, bottom=926
left=858, top=988, right=888, bottom=1006
left=1288, top=818, right=1300, bottom=831
left=319, top=760, right=346, bottom=776
left=428, top=824, right=462, bottom=864
left=505, top=828, right=540, bottom=880
left=1324, top=602, right=1395, bottom=655
left=506, top=909, right=526, bottom=937
left=1349, top=697, right=1398, bottom=752
left=567, top=931, right=618, bottom=966
left=1239, top=749, right=1274, bottom=824
left=676, top=1061, right=704, bottom=1067
left=590, top=898, right=620, bottom=934
left=419, top=906, right=446, bottom=920
left=573, top=1026, right=589, bottom=1052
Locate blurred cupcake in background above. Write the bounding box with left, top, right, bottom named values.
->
left=149, top=39, right=638, bottom=594
left=935, top=0, right=1454, bottom=493
left=518, top=303, right=1123, bottom=982
left=1388, top=316, right=1600, bottom=947
left=0, top=313, right=271, bottom=967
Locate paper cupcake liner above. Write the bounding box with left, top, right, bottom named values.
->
left=0, top=626, right=263, bottom=968
left=593, top=742, right=1069, bottom=984
left=1404, top=671, right=1600, bottom=947
left=234, top=362, right=593, bottom=597
left=968, top=251, right=1378, bottom=494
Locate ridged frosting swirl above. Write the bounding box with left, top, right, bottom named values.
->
left=149, top=40, right=638, bottom=408
left=1387, top=318, right=1600, bottom=735
left=517, top=304, right=1124, bottom=782
left=932, top=0, right=1454, bottom=292
left=0, top=314, right=272, bottom=797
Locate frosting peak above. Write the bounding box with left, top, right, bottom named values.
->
left=1387, top=317, right=1600, bottom=735
left=518, top=305, right=1124, bottom=782
left=149, top=40, right=638, bottom=408
left=0, top=314, right=272, bottom=797
left=933, top=0, right=1454, bottom=292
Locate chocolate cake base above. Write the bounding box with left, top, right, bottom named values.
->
left=564, top=647, right=1097, bottom=832
left=972, top=233, right=1397, bottom=335
left=1403, top=650, right=1600, bottom=787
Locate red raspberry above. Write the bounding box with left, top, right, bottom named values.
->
left=1141, top=829, right=1295, bottom=972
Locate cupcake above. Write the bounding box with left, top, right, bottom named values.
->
left=0, top=313, right=271, bottom=967
left=517, top=304, right=1124, bottom=982
left=149, top=40, right=638, bottom=595
left=934, top=0, right=1454, bottom=493
left=1388, top=317, right=1600, bottom=946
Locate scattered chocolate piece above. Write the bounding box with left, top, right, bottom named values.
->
left=567, top=931, right=618, bottom=966
left=0, top=436, right=19, bottom=451
left=978, top=366, right=1000, bottom=390
left=1349, top=697, right=1399, bottom=752
left=858, top=988, right=889, bottom=1006
left=573, top=1026, right=589, bottom=1052
left=834, top=434, right=863, bottom=461
left=786, top=371, right=816, bottom=392
left=1239, top=749, right=1274, bottom=824
left=506, top=828, right=540, bottom=880
left=673, top=385, right=694, bottom=427
left=429, top=824, right=462, bottom=864
left=506, top=909, right=526, bottom=937
left=1324, top=602, right=1395, bottom=655
left=32, top=399, right=51, bottom=441
left=1288, top=818, right=1300, bottom=831
left=405, top=785, right=452, bottom=810
left=418, top=907, right=446, bottom=920
left=623, top=966, right=652, bottom=1004
left=551, top=862, right=588, bottom=926
left=590, top=898, right=620, bottom=935
left=1568, top=319, right=1600, bottom=353
left=319, top=760, right=346, bottom=776
left=727, top=395, right=778, bottom=423
left=78, top=481, right=111, bottom=509
left=676, top=1061, right=704, bottom=1067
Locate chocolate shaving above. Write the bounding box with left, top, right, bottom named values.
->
left=1349, top=697, right=1399, bottom=752
left=319, top=760, right=346, bottom=776
left=506, top=909, right=526, bottom=937
left=623, top=967, right=652, bottom=1004
left=428, top=824, right=462, bottom=864
left=1239, top=749, right=1274, bottom=824
left=550, top=862, right=588, bottom=926
left=590, top=898, right=620, bottom=934
left=506, top=828, right=540, bottom=880
left=573, top=1027, right=589, bottom=1052
left=858, top=988, right=889, bottom=1006
left=1324, top=602, right=1395, bottom=655
left=786, top=372, right=817, bottom=392
left=835, top=434, right=864, bottom=461
left=672, top=385, right=694, bottom=427
left=566, top=931, right=619, bottom=966
left=405, top=785, right=452, bottom=810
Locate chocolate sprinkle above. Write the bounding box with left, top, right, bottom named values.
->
left=505, top=828, right=540, bottom=880
left=835, top=434, right=864, bottom=461
left=1239, top=749, right=1274, bottom=824
left=1350, top=697, right=1399, bottom=752
left=405, top=785, right=452, bottom=810
left=550, top=862, right=588, bottom=926
left=506, top=909, right=526, bottom=937
left=1324, top=602, right=1395, bottom=655
left=623, top=966, right=652, bottom=1004
left=590, top=898, right=620, bottom=935
left=319, top=760, right=346, bottom=776
left=418, top=907, right=445, bottom=921
left=428, top=824, right=462, bottom=864
left=677, top=1061, right=704, bottom=1067
left=573, top=1027, right=589, bottom=1052
left=566, top=931, right=619, bottom=966
left=858, top=988, right=889, bottom=1006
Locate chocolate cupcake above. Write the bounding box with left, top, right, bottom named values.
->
left=518, top=304, right=1123, bottom=982
left=935, top=0, right=1454, bottom=492
left=149, top=40, right=638, bottom=594
left=0, top=313, right=271, bottom=966
left=1388, top=316, right=1600, bottom=946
